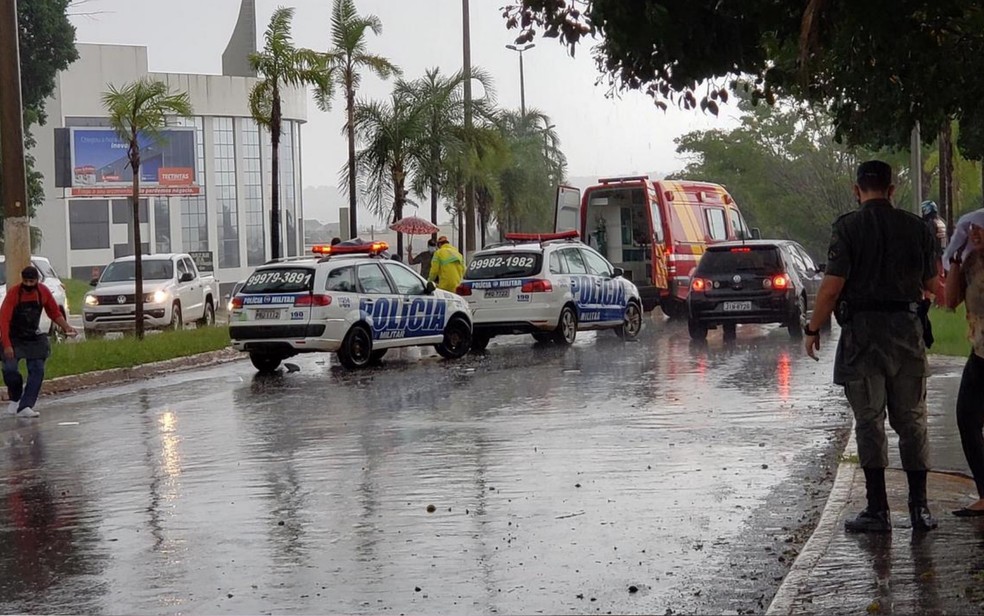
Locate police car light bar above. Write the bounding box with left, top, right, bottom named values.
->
left=312, top=241, right=389, bottom=256
left=503, top=230, right=579, bottom=242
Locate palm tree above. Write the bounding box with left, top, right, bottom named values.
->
left=352, top=90, right=424, bottom=258
left=400, top=67, right=496, bottom=241
left=249, top=6, right=329, bottom=260
left=102, top=78, right=192, bottom=340
left=320, top=0, right=400, bottom=240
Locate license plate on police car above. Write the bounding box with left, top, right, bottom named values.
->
left=723, top=301, right=753, bottom=312
left=485, top=289, right=510, bottom=299
left=255, top=309, right=281, bottom=320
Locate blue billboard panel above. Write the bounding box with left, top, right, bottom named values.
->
left=69, top=128, right=200, bottom=197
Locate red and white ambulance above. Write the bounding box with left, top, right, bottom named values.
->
left=554, top=176, right=755, bottom=318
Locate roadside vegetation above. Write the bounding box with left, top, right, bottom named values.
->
left=64, top=278, right=90, bottom=315
left=45, top=327, right=231, bottom=379
left=930, top=305, right=971, bottom=358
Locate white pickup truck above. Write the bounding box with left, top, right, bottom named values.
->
left=82, top=253, right=220, bottom=338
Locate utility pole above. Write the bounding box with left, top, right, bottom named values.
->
left=910, top=122, right=922, bottom=214
left=0, top=0, right=31, bottom=288
left=506, top=43, right=535, bottom=118
left=462, top=0, right=475, bottom=256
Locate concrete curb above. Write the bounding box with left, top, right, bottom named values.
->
left=766, top=427, right=859, bottom=615
left=0, top=347, right=245, bottom=401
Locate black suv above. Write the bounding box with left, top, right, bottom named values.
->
left=687, top=240, right=823, bottom=341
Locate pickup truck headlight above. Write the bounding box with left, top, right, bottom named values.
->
left=145, top=290, right=169, bottom=304
left=84, top=294, right=98, bottom=307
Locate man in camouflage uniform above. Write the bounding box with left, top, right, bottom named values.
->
left=804, top=160, right=939, bottom=533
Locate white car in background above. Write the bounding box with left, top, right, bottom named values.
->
left=0, top=256, right=70, bottom=341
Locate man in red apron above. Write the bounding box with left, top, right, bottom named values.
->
left=1, top=266, right=77, bottom=418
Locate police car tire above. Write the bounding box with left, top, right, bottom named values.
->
left=250, top=353, right=282, bottom=373
left=338, top=325, right=374, bottom=369
left=470, top=332, right=491, bottom=353
left=615, top=301, right=643, bottom=340
left=435, top=316, right=471, bottom=360
left=552, top=306, right=578, bottom=345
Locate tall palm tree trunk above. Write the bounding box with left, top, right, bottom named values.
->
left=346, top=78, right=358, bottom=239
left=131, top=142, right=144, bottom=340
left=430, top=182, right=439, bottom=243
left=271, top=89, right=282, bottom=260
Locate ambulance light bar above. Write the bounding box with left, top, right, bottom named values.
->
left=312, top=241, right=389, bottom=256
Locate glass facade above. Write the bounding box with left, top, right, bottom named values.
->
left=69, top=200, right=110, bottom=249
left=214, top=117, right=240, bottom=268
left=261, top=121, right=301, bottom=258
left=169, top=116, right=209, bottom=252
left=242, top=119, right=265, bottom=266
left=154, top=197, right=171, bottom=253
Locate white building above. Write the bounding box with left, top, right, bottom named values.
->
left=33, top=1, right=306, bottom=295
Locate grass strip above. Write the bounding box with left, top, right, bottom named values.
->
left=929, top=305, right=971, bottom=358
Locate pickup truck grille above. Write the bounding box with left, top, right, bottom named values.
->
left=92, top=294, right=137, bottom=305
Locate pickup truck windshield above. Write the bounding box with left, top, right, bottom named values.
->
left=242, top=268, right=315, bottom=293
left=101, top=260, right=174, bottom=282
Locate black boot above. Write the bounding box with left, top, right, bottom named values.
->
left=845, top=468, right=892, bottom=533
left=907, top=470, right=938, bottom=532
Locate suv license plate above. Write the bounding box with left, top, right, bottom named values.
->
left=723, top=301, right=753, bottom=312
left=255, top=309, right=281, bottom=320
left=485, top=289, right=510, bottom=299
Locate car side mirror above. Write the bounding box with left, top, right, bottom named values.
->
left=612, top=267, right=624, bottom=278
left=180, top=272, right=194, bottom=282
left=750, top=227, right=762, bottom=240
left=90, top=278, right=98, bottom=286
left=424, top=280, right=436, bottom=294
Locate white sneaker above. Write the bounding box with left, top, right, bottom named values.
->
left=6, top=401, right=19, bottom=416
left=15, top=407, right=39, bottom=418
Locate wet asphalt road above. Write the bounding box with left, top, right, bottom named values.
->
left=0, top=318, right=852, bottom=615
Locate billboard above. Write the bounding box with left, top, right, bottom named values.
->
left=68, top=128, right=200, bottom=197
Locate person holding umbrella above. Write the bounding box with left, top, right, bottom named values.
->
left=408, top=239, right=437, bottom=278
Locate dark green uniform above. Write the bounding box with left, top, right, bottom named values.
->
left=827, top=198, right=937, bottom=471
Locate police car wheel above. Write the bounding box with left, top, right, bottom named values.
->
left=552, top=306, right=578, bottom=345
left=250, top=353, right=282, bottom=373
left=688, top=318, right=708, bottom=341
left=338, top=326, right=374, bottom=369
left=370, top=349, right=388, bottom=363
left=615, top=301, right=643, bottom=340
left=436, top=317, right=471, bottom=359
left=470, top=332, right=491, bottom=353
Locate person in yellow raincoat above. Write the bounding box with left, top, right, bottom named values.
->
left=428, top=236, right=465, bottom=292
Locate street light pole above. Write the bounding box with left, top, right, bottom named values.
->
left=0, top=0, right=31, bottom=288
left=506, top=43, right=535, bottom=119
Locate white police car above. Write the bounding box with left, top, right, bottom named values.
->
left=456, top=231, right=643, bottom=351
left=229, top=241, right=473, bottom=372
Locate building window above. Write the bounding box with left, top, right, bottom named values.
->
left=113, top=242, right=150, bottom=258
left=215, top=117, right=240, bottom=268
left=112, top=199, right=149, bottom=224
left=155, top=197, right=171, bottom=253
left=242, top=119, right=265, bottom=265
left=69, top=200, right=110, bottom=249
left=169, top=116, right=209, bottom=252
left=281, top=120, right=297, bottom=257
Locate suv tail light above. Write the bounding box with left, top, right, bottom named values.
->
left=691, top=278, right=709, bottom=292
left=521, top=279, right=553, bottom=293
left=456, top=284, right=472, bottom=296
left=294, top=294, right=332, bottom=307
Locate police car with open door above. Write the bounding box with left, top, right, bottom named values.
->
left=229, top=241, right=473, bottom=372
left=456, top=231, right=644, bottom=352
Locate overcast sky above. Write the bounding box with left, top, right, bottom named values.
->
left=69, top=0, right=739, bottom=222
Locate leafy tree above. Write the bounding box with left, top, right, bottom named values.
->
left=320, top=0, right=400, bottom=240
left=503, top=1, right=984, bottom=150
left=352, top=90, right=424, bottom=258
left=102, top=78, right=192, bottom=340
left=398, top=67, right=492, bottom=240
left=249, top=6, right=328, bottom=260
left=0, top=0, right=77, bottom=249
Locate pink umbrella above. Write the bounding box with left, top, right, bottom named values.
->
left=389, top=215, right=440, bottom=235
